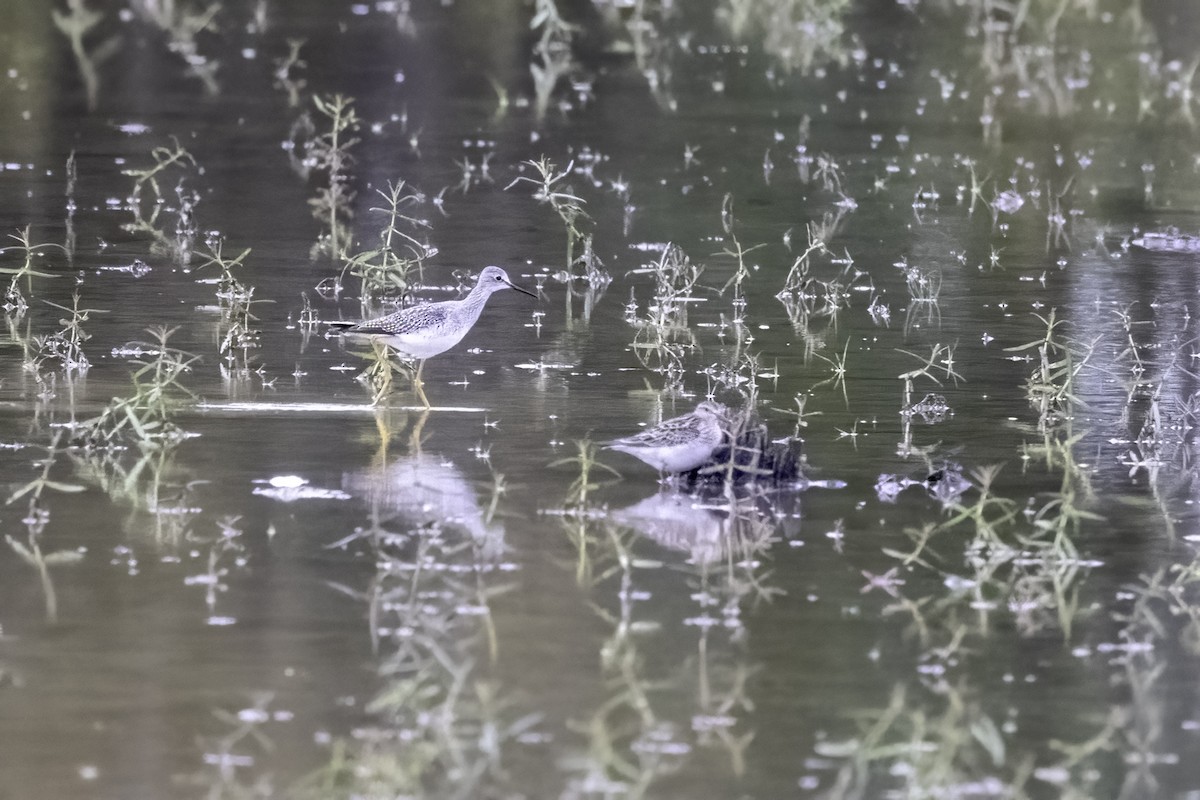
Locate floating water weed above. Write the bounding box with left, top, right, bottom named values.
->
left=901, top=260, right=942, bottom=331
left=5, top=431, right=85, bottom=623
left=1005, top=308, right=1097, bottom=429
left=33, top=289, right=104, bottom=374
left=185, top=515, right=247, bottom=624
left=962, top=159, right=991, bottom=215
left=1, top=226, right=66, bottom=317
left=122, top=138, right=200, bottom=264
left=897, top=343, right=962, bottom=412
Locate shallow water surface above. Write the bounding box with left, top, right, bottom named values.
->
left=2, top=1, right=1200, bottom=798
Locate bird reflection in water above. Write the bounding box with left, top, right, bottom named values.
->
left=611, top=489, right=800, bottom=566
left=341, top=452, right=506, bottom=563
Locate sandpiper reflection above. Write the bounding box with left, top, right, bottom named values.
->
left=611, top=492, right=767, bottom=565
left=343, top=454, right=505, bottom=562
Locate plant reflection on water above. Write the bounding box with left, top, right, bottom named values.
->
left=554, top=489, right=780, bottom=797
left=307, top=423, right=525, bottom=797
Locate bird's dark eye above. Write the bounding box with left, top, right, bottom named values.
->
left=495, top=275, right=502, bottom=280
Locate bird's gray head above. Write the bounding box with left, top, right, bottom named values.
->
left=695, top=400, right=727, bottom=417
left=478, top=265, right=537, bottom=298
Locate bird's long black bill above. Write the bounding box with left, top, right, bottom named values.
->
left=506, top=280, right=539, bottom=298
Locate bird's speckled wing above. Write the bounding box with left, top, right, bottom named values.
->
left=350, top=302, right=451, bottom=336
left=612, top=413, right=707, bottom=448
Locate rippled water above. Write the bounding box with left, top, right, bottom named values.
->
left=2, top=1, right=1200, bottom=798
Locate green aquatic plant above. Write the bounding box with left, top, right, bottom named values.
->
left=548, top=440, right=620, bottom=588
left=1022, top=425, right=1101, bottom=572
left=529, top=0, right=579, bottom=121
left=307, top=94, right=360, bottom=261
left=304, top=480, right=526, bottom=799
left=273, top=37, right=308, bottom=108
left=507, top=156, right=590, bottom=270
left=814, top=681, right=1046, bottom=800
left=895, top=344, right=960, bottom=456
left=80, top=326, right=199, bottom=448
left=70, top=440, right=197, bottom=549
left=52, top=0, right=118, bottom=111
left=187, top=516, right=247, bottom=623
left=355, top=338, right=416, bottom=407
left=627, top=243, right=703, bottom=397
left=717, top=0, right=851, bottom=75
left=717, top=194, right=765, bottom=298
left=551, top=438, right=621, bottom=510
left=188, top=692, right=278, bottom=796
left=342, top=180, right=434, bottom=305
left=131, top=0, right=221, bottom=94
left=123, top=138, right=197, bottom=209
left=196, top=241, right=266, bottom=377
left=778, top=221, right=830, bottom=298
left=812, top=337, right=851, bottom=407
left=557, top=522, right=681, bottom=797
left=197, top=239, right=251, bottom=303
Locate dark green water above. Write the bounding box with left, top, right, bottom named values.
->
left=1, top=1, right=1200, bottom=797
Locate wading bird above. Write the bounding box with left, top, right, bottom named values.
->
left=330, top=265, right=537, bottom=408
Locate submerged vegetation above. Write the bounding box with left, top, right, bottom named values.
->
left=3, top=0, right=1200, bottom=798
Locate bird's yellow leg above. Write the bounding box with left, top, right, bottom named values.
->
left=412, top=359, right=430, bottom=409
left=373, top=406, right=393, bottom=463
left=408, top=407, right=429, bottom=455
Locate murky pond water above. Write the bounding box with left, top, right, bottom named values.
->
left=3, top=1, right=1200, bottom=797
